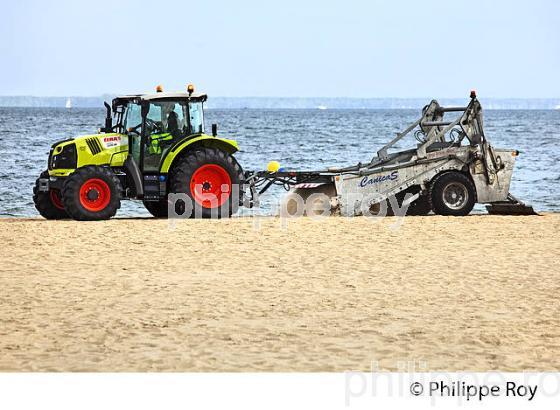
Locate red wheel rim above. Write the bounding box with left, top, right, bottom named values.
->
left=79, top=178, right=111, bottom=212
left=190, top=164, right=232, bottom=208
left=49, top=189, right=65, bottom=210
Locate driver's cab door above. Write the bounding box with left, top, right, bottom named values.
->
left=124, top=101, right=187, bottom=172
left=124, top=102, right=143, bottom=165
left=142, top=103, right=166, bottom=172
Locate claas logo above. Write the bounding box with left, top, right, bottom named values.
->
left=103, top=136, right=121, bottom=143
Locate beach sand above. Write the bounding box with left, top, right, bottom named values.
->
left=0, top=214, right=559, bottom=372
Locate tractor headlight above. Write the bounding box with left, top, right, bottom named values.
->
left=49, top=143, right=77, bottom=170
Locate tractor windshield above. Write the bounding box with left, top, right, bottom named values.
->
left=123, top=99, right=205, bottom=172
left=123, top=100, right=203, bottom=136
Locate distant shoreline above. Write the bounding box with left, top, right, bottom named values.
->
left=1, top=106, right=558, bottom=111
left=1, top=96, right=559, bottom=110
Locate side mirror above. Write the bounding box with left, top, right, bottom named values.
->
left=211, top=123, right=218, bottom=137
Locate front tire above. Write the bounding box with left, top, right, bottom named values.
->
left=33, top=171, right=69, bottom=219
left=170, top=148, right=244, bottom=218
left=62, top=166, right=122, bottom=221
left=430, top=172, right=475, bottom=216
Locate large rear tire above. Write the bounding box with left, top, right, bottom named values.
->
left=62, top=166, right=122, bottom=221
left=33, top=171, right=69, bottom=219
left=170, top=148, right=244, bottom=218
left=430, top=172, right=475, bottom=216
left=143, top=200, right=169, bottom=218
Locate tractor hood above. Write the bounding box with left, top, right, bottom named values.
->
left=77, top=133, right=128, bottom=152
left=48, top=133, right=128, bottom=177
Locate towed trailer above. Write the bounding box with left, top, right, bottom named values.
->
left=244, top=91, right=536, bottom=217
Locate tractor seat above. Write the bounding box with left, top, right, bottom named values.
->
left=166, top=111, right=180, bottom=138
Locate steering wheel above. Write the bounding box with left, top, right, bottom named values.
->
left=145, top=118, right=163, bottom=134
left=127, top=119, right=164, bottom=135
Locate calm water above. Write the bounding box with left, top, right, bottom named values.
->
left=0, top=107, right=559, bottom=217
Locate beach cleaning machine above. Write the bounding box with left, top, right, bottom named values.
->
left=34, top=86, right=535, bottom=220
left=246, top=90, right=536, bottom=217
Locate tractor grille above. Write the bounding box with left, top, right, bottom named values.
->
left=86, top=137, right=102, bottom=155
left=49, top=143, right=77, bottom=170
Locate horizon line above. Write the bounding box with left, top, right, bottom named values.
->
left=1, top=95, right=560, bottom=100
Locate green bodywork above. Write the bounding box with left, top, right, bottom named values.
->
left=159, top=134, right=239, bottom=173
left=48, top=133, right=239, bottom=177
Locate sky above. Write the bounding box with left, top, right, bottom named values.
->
left=0, top=0, right=559, bottom=98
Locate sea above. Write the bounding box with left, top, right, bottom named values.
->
left=0, top=107, right=558, bottom=217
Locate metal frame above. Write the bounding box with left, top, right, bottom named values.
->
left=244, top=94, right=534, bottom=215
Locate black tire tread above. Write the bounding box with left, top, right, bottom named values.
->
left=170, top=148, right=244, bottom=218
left=143, top=200, right=169, bottom=218
left=429, top=171, right=476, bottom=216
left=33, top=170, right=69, bottom=219
left=62, top=166, right=122, bottom=221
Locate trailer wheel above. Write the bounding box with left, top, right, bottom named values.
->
left=429, top=172, right=475, bottom=216
left=170, top=148, right=244, bottom=218
left=62, top=166, right=122, bottom=221
left=33, top=171, right=69, bottom=219
left=143, top=200, right=169, bottom=218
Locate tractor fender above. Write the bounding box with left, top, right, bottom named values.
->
left=160, top=134, right=239, bottom=174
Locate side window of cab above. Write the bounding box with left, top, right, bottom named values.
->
left=124, top=103, right=142, bottom=130
left=189, top=102, right=204, bottom=134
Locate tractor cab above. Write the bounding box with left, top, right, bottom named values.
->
left=108, top=90, right=208, bottom=173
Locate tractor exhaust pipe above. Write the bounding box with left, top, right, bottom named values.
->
left=102, top=101, right=112, bottom=133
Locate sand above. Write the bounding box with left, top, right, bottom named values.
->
left=0, top=214, right=559, bottom=372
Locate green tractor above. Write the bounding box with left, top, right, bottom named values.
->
left=33, top=85, right=244, bottom=220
